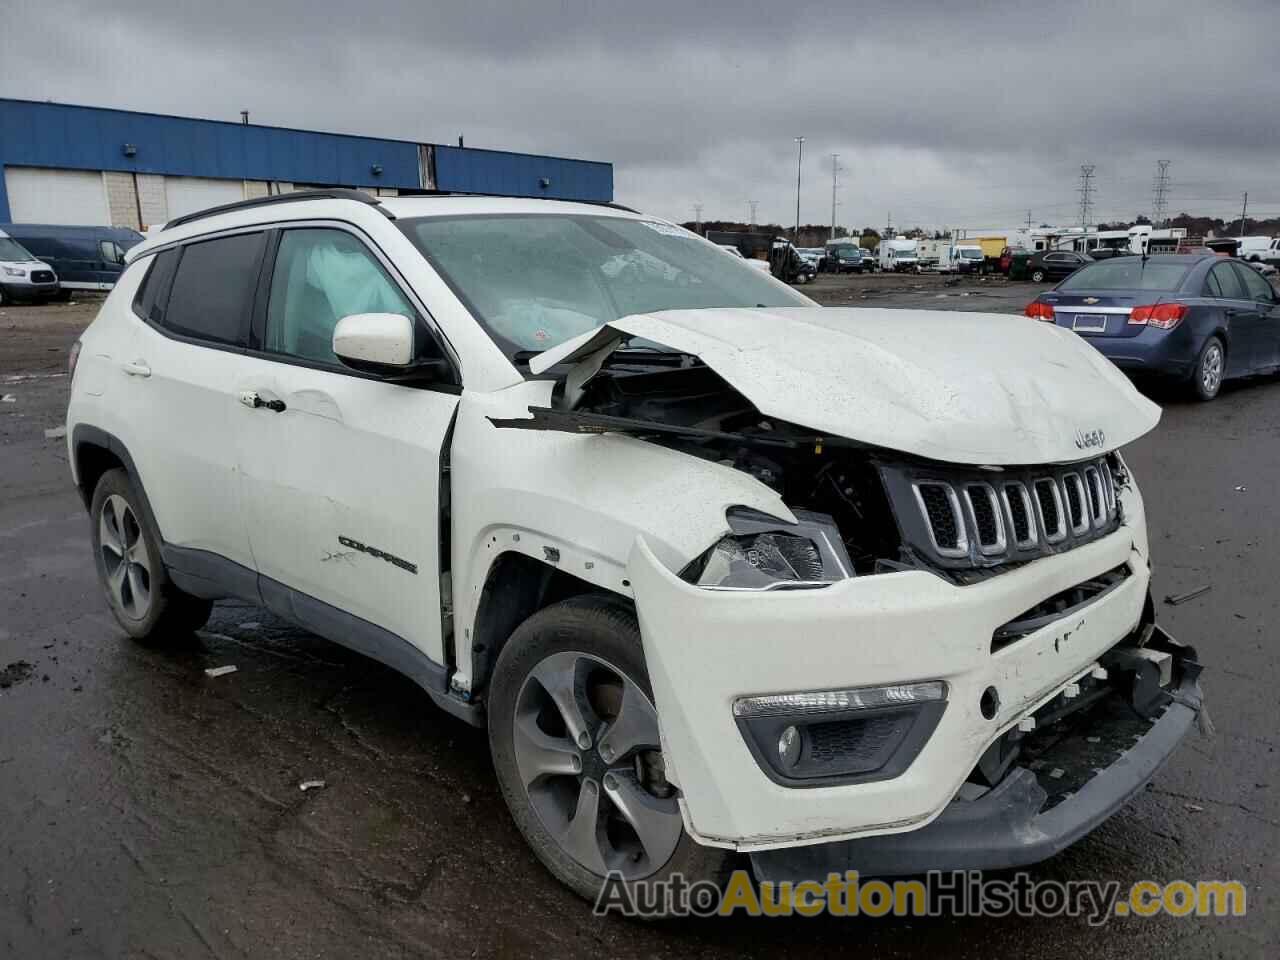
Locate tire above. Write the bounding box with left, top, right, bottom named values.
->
left=1031, top=269, right=1047, bottom=282
left=1189, top=336, right=1225, bottom=401
left=0, top=287, right=7, bottom=306
left=488, top=596, right=734, bottom=908
left=90, top=468, right=212, bottom=641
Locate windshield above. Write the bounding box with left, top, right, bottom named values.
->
left=0, top=238, right=35, bottom=261
left=893, top=249, right=915, bottom=258
left=1059, top=260, right=1191, bottom=292
left=960, top=248, right=983, bottom=258
left=831, top=245, right=860, bottom=257
left=399, top=214, right=811, bottom=356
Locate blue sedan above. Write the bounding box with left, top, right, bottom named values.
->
left=1024, top=255, right=1280, bottom=400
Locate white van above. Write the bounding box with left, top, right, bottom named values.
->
left=0, top=228, right=60, bottom=305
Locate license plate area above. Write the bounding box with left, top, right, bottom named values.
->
left=1072, top=313, right=1107, bottom=333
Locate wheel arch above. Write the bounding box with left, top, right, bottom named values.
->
left=468, top=549, right=632, bottom=699
left=71, top=425, right=166, bottom=538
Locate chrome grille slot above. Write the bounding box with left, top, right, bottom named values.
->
left=1063, top=473, right=1088, bottom=534
left=912, top=482, right=967, bottom=557
left=1084, top=466, right=1105, bottom=527
left=964, top=483, right=1005, bottom=555
left=1034, top=478, right=1066, bottom=543
left=1001, top=482, right=1036, bottom=548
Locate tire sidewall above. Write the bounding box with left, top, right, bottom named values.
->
left=1032, top=269, right=1046, bottom=282
left=90, top=469, right=172, bottom=637
left=487, top=597, right=726, bottom=906
left=1192, top=336, right=1224, bottom=401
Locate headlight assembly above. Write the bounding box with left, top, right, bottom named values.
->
left=682, top=507, right=854, bottom=591
left=2, top=266, right=25, bottom=278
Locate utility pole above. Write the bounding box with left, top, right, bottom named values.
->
left=1152, top=160, right=1171, bottom=227
left=829, top=153, right=842, bottom=240
left=748, top=200, right=758, bottom=229
left=1025, top=210, right=1033, bottom=231
left=1238, top=192, right=1249, bottom=239
left=693, top=203, right=703, bottom=234
left=1078, top=164, right=1096, bottom=229
left=794, top=136, right=805, bottom=243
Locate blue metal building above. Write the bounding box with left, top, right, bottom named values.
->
left=0, top=98, right=613, bottom=228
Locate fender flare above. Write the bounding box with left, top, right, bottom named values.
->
left=71, top=424, right=164, bottom=539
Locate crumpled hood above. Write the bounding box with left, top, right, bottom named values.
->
left=532, top=306, right=1161, bottom=465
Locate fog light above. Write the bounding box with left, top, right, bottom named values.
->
left=735, top=681, right=949, bottom=786
left=777, top=725, right=801, bottom=769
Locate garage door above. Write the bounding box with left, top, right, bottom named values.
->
left=4, top=167, right=111, bottom=225
left=164, top=177, right=245, bottom=220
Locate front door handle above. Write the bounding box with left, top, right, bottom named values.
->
left=121, top=359, right=151, bottom=378
left=239, top=391, right=287, bottom=413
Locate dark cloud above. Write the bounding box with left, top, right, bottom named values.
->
left=7, top=0, right=1279, bottom=230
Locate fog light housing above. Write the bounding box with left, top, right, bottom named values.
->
left=734, top=682, right=948, bottom=786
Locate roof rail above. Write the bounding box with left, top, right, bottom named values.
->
left=163, top=188, right=393, bottom=231
left=390, top=188, right=637, bottom=214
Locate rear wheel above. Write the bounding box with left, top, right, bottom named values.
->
left=90, top=469, right=212, bottom=640
left=1031, top=268, right=1047, bottom=282
left=488, top=597, right=733, bottom=907
left=1190, top=336, right=1225, bottom=401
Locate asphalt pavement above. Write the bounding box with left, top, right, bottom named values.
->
left=1, top=282, right=1276, bottom=958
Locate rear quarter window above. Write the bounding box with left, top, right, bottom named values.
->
left=163, top=232, right=266, bottom=345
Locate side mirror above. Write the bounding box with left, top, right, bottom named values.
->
left=333, top=313, right=415, bottom=371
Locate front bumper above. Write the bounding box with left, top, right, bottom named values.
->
left=752, top=630, right=1202, bottom=879
left=1, top=279, right=60, bottom=301
left=628, top=489, right=1156, bottom=850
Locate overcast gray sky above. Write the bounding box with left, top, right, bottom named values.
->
left=5, top=0, right=1279, bottom=231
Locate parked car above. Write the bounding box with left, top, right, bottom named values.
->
left=718, top=243, right=771, bottom=273
left=0, top=229, right=59, bottom=304
left=821, top=240, right=865, bottom=273
left=0, top=224, right=143, bottom=293
left=67, top=189, right=1202, bottom=908
left=1028, top=250, right=1092, bottom=283
left=797, top=248, right=825, bottom=271
left=1024, top=254, right=1280, bottom=400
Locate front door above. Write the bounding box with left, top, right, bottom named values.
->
left=1206, top=261, right=1261, bottom=377
left=1233, top=262, right=1280, bottom=373
left=234, top=225, right=459, bottom=666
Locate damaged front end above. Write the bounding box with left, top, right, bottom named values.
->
left=490, top=309, right=1200, bottom=866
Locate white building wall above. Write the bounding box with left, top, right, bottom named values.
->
left=4, top=167, right=112, bottom=225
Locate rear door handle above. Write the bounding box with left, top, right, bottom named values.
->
left=239, top=391, right=287, bottom=413
left=121, top=359, right=151, bottom=378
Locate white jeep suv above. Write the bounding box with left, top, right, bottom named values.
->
left=66, top=189, right=1205, bottom=902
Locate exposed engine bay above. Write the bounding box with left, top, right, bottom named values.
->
left=493, top=353, right=1131, bottom=585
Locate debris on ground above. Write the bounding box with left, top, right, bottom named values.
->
left=1, top=394, right=15, bottom=403
left=1165, top=584, right=1212, bottom=605
left=203, top=665, right=238, bottom=678
left=1184, top=802, right=1204, bottom=812
left=44, top=425, right=67, bottom=439
left=239, top=621, right=261, bottom=630
left=0, top=661, right=35, bottom=689
left=1234, top=485, right=1247, bottom=492
left=299, top=779, right=326, bottom=792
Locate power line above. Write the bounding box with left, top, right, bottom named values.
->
left=1078, top=164, right=1096, bottom=228
left=1152, top=160, right=1171, bottom=227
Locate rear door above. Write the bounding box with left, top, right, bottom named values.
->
left=1233, top=262, right=1280, bottom=372
left=1206, top=261, right=1261, bottom=376
left=120, top=230, right=265, bottom=576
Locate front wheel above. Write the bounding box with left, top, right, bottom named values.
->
left=1031, top=268, right=1047, bottom=282
left=488, top=597, right=733, bottom=907
left=1190, top=336, right=1225, bottom=401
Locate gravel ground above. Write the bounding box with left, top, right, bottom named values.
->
left=1, top=288, right=1276, bottom=958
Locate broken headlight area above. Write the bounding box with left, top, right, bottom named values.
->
left=680, top=508, right=854, bottom=590
left=732, top=682, right=949, bottom=786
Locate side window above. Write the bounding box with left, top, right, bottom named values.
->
left=264, top=228, right=415, bottom=365
left=165, top=232, right=266, bottom=345
left=99, top=240, right=124, bottom=264
left=1204, top=268, right=1223, bottom=298
left=1234, top=263, right=1275, bottom=302
left=131, top=248, right=181, bottom=325
left=1209, top=262, right=1245, bottom=300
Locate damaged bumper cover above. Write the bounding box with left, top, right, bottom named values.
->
left=627, top=485, right=1198, bottom=861
left=752, top=631, right=1203, bottom=880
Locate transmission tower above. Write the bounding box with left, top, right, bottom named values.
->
left=1078, top=164, right=1096, bottom=228
left=1151, top=160, right=1171, bottom=227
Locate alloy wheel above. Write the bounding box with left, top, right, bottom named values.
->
left=513, top=651, right=681, bottom=880
left=99, top=494, right=152, bottom=619
left=1201, top=342, right=1223, bottom=395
